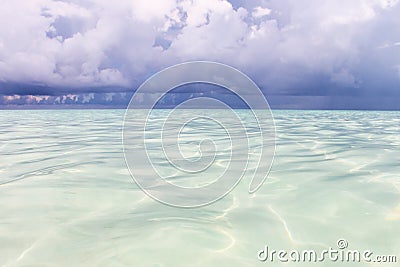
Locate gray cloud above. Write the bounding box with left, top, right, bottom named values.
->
left=0, top=0, right=399, bottom=108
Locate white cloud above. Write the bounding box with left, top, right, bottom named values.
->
left=0, top=0, right=399, bottom=97
left=252, top=6, right=271, bottom=18
left=166, top=1, right=248, bottom=59
left=131, top=0, right=176, bottom=22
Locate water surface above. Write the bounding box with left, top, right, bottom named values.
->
left=0, top=110, right=399, bottom=266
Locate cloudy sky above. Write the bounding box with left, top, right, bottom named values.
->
left=0, top=0, right=399, bottom=109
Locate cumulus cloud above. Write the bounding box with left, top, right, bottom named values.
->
left=0, top=92, right=130, bottom=107
left=0, top=0, right=399, bottom=108
left=252, top=6, right=271, bottom=18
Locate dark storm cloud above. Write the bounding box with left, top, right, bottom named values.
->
left=0, top=82, right=131, bottom=96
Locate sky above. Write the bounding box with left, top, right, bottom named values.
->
left=0, top=0, right=399, bottom=109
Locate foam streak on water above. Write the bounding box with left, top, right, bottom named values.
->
left=0, top=110, right=399, bottom=267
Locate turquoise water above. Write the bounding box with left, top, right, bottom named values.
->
left=0, top=110, right=399, bottom=266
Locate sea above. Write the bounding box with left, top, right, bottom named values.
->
left=0, top=109, right=399, bottom=266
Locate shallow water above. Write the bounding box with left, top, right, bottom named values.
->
left=0, top=110, right=399, bottom=266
